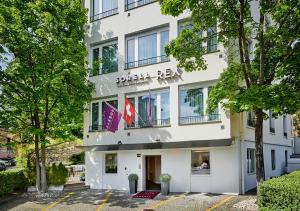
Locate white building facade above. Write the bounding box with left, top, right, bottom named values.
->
left=82, top=0, right=293, bottom=194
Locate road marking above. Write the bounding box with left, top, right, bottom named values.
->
left=96, top=191, right=113, bottom=211
left=41, top=192, right=74, bottom=211
left=205, top=195, right=234, bottom=211
left=149, top=195, right=184, bottom=210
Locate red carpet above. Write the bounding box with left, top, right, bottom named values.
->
left=132, top=191, right=160, bottom=199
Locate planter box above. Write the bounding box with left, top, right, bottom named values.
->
left=27, top=186, right=37, bottom=192
left=161, top=182, right=169, bottom=195
left=48, top=185, right=64, bottom=192
left=129, top=180, right=137, bottom=194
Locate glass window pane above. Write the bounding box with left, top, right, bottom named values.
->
left=93, top=0, right=100, bottom=16
left=208, top=87, right=219, bottom=120
left=92, top=48, right=100, bottom=76
left=160, top=30, right=169, bottom=62
left=138, top=94, right=157, bottom=127
left=102, top=44, right=118, bottom=74
left=138, top=33, right=157, bottom=66
left=191, top=151, right=210, bottom=175
left=105, top=154, right=117, bottom=173
left=160, top=92, right=170, bottom=125
left=102, top=0, right=117, bottom=12
left=207, top=26, right=217, bottom=52
left=92, top=102, right=99, bottom=130
left=127, top=39, right=135, bottom=68
left=180, top=88, right=204, bottom=124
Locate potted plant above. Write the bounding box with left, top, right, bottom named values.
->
left=128, top=173, right=138, bottom=194
left=159, top=173, right=171, bottom=195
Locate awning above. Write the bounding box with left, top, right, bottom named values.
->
left=78, top=138, right=233, bottom=151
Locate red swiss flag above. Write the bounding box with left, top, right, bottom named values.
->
left=123, top=96, right=135, bottom=126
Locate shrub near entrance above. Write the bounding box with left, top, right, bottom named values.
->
left=47, top=163, right=68, bottom=186
left=0, top=169, right=28, bottom=196
left=259, top=170, right=300, bottom=210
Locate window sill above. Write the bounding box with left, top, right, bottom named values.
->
left=191, top=174, right=211, bottom=177
left=104, top=173, right=118, bottom=175
left=247, top=172, right=256, bottom=176
left=246, top=126, right=255, bottom=130
left=89, top=70, right=118, bottom=77
left=124, top=125, right=171, bottom=130
left=269, top=132, right=276, bottom=135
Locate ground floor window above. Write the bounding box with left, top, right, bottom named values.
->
left=191, top=151, right=210, bottom=175
left=285, top=150, right=288, bottom=167
left=271, top=150, right=276, bottom=170
left=247, top=148, right=255, bottom=174
left=105, top=153, right=117, bottom=173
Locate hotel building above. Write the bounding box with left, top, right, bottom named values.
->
left=82, top=0, right=293, bottom=194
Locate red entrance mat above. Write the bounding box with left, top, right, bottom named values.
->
left=132, top=191, right=160, bottom=199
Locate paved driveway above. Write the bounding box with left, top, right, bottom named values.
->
left=0, top=189, right=256, bottom=211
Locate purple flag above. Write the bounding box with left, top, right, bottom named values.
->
left=103, top=102, right=121, bottom=133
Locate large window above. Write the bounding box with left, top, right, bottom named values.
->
left=271, top=150, right=276, bottom=170
left=125, top=28, right=169, bottom=69
left=91, top=0, right=118, bottom=21
left=191, top=151, right=210, bottom=175
left=126, top=89, right=170, bottom=128
left=178, top=21, right=217, bottom=53
left=247, top=110, right=256, bottom=128
left=91, top=43, right=118, bottom=76
left=269, top=111, right=275, bottom=133
left=105, top=153, right=117, bottom=174
left=125, top=0, right=157, bottom=11
left=247, top=148, right=255, bottom=174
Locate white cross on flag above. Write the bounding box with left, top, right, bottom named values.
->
left=123, top=96, right=135, bottom=126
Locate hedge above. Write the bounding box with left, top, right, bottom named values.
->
left=259, top=170, right=300, bottom=210
left=0, top=169, right=28, bottom=197
left=47, top=162, right=68, bottom=186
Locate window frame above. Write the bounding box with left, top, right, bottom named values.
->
left=283, top=114, right=287, bottom=138
left=125, top=88, right=170, bottom=129
left=191, top=150, right=211, bottom=175
left=247, top=148, right=255, bottom=174
left=104, top=153, right=118, bottom=174
left=247, top=110, right=256, bottom=128
left=269, top=111, right=275, bottom=134
left=90, top=0, right=119, bottom=22
left=125, top=27, right=170, bottom=69
left=271, top=149, right=276, bottom=171
left=90, top=40, right=118, bottom=76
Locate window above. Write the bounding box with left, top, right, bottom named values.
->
left=91, top=43, right=118, bottom=76
left=125, top=28, right=169, bottom=69
left=247, top=110, right=256, bottom=127
left=91, top=0, right=118, bottom=21
left=283, top=114, right=287, bottom=137
left=91, top=102, right=99, bottom=131
left=269, top=111, right=275, bottom=133
left=126, top=89, right=170, bottom=128
left=285, top=150, right=288, bottom=167
left=247, top=149, right=255, bottom=174
left=125, top=0, right=156, bottom=11
left=208, top=87, right=219, bottom=121
left=178, top=21, right=217, bottom=53
left=105, top=153, right=117, bottom=173
left=191, top=151, right=210, bottom=175
left=271, top=150, right=276, bottom=170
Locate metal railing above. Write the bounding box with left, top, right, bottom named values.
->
left=125, top=118, right=171, bottom=129
left=89, top=125, right=106, bottom=132
left=179, top=114, right=220, bottom=125
left=90, top=8, right=118, bottom=22
left=125, top=0, right=157, bottom=11
left=89, top=65, right=118, bottom=77
left=125, top=55, right=169, bottom=69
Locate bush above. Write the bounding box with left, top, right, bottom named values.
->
left=128, top=173, right=138, bottom=181
left=159, top=173, right=171, bottom=182
left=47, top=162, right=68, bottom=186
left=0, top=169, right=28, bottom=197
left=259, top=170, right=300, bottom=210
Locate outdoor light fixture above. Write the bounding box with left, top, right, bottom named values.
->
left=118, top=141, right=122, bottom=145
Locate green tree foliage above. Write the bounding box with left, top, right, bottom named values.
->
left=0, top=0, right=94, bottom=192
left=47, top=162, right=68, bottom=186
left=159, top=0, right=300, bottom=186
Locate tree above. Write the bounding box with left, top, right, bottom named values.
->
left=0, top=0, right=93, bottom=192
left=159, top=0, right=300, bottom=190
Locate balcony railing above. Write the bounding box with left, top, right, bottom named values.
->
left=125, top=0, right=157, bottom=11
left=91, top=8, right=118, bottom=22
left=125, top=55, right=169, bottom=69
left=125, top=118, right=171, bottom=129
left=179, top=114, right=220, bottom=125
left=89, top=65, right=118, bottom=77
left=89, top=125, right=106, bottom=132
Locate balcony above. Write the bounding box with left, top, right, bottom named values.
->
left=125, top=0, right=157, bottom=11
left=90, top=8, right=119, bottom=22
left=125, top=55, right=169, bottom=70
left=125, top=118, right=171, bottom=129
left=179, top=114, right=221, bottom=125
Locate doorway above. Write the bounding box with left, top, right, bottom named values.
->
left=145, top=155, right=161, bottom=191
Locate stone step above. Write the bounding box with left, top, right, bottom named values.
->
left=64, top=183, right=90, bottom=191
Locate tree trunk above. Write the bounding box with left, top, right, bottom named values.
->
left=254, top=108, right=265, bottom=193
left=34, top=135, right=41, bottom=191
left=40, top=142, right=47, bottom=192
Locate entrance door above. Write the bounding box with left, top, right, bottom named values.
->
left=145, top=155, right=161, bottom=190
